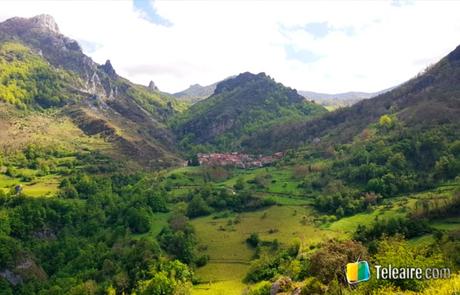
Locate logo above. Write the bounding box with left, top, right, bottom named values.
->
left=346, top=260, right=370, bottom=284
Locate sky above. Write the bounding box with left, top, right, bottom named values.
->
left=1, top=0, right=460, bottom=94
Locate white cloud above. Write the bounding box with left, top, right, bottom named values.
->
left=0, top=0, right=459, bottom=93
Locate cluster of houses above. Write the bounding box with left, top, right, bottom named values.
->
left=196, top=152, right=283, bottom=168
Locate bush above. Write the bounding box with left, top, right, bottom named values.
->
left=246, top=233, right=261, bottom=247
left=126, top=208, right=151, bottom=234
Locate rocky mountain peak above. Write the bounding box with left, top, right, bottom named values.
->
left=1, top=14, right=60, bottom=34
left=30, top=14, right=60, bottom=34
left=214, top=72, right=270, bottom=95
left=148, top=80, right=159, bottom=91
left=99, top=60, right=117, bottom=78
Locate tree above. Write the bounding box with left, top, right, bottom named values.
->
left=234, top=177, right=245, bottom=191
left=379, top=115, right=393, bottom=129
left=137, top=272, right=175, bottom=295
left=126, top=208, right=151, bottom=234
left=186, top=195, right=211, bottom=218
left=309, top=240, right=367, bottom=284
left=246, top=233, right=261, bottom=247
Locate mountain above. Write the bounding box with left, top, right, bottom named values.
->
left=0, top=15, right=184, bottom=168
left=299, top=88, right=393, bottom=108
left=173, top=79, right=392, bottom=108
left=171, top=72, right=327, bottom=152
left=243, top=44, right=460, bottom=153
left=173, top=83, right=217, bottom=103
left=172, top=76, right=236, bottom=103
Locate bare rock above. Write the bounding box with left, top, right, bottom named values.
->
left=270, top=276, right=292, bottom=294
left=0, top=269, right=23, bottom=286
left=148, top=80, right=159, bottom=91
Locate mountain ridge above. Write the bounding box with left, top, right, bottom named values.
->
left=0, top=15, right=184, bottom=168
left=173, top=76, right=393, bottom=108
left=243, top=43, right=460, bottom=153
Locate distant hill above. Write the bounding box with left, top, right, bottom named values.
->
left=0, top=15, right=184, bottom=168
left=172, top=76, right=236, bottom=103
left=243, top=44, right=460, bottom=153
left=173, top=83, right=218, bottom=103
left=299, top=88, right=393, bottom=108
left=171, top=72, right=327, bottom=152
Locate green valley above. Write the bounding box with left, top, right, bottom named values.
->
left=0, top=12, right=459, bottom=295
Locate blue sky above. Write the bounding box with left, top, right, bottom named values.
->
left=1, top=0, right=460, bottom=93
left=132, top=0, right=172, bottom=27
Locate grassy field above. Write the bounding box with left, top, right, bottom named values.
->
left=193, top=279, right=247, bottom=295
left=0, top=173, right=59, bottom=197
left=191, top=204, right=342, bottom=293
left=328, top=201, right=407, bottom=233
left=432, top=217, right=460, bottom=231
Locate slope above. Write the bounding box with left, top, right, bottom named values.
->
left=173, top=83, right=218, bottom=104
left=299, top=87, right=393, bottom=108
left=0, top=15, right=184, bottom=169
left=244, top=44, right=460, bottom=153
left=171, top=72, right=327, bottom=152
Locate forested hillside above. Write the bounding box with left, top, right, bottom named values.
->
left=244, top=44, right=460, bottom=153
left=171, top=72, right=326, bottom=153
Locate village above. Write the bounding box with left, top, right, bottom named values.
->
left=195, top=151, right=284, bottom=168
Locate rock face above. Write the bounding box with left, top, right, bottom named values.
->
left=99, top=60, right=117, bottom=79
left=0, top=257, right=48, bottom=286
left=270, top=276, right=292, bottom=294
left=29, top=14, right=60, bottom=33
left=148, top=80, right=159, bottom=91
left=0, top=15, right=89, bottom=79
left=1, top=14, right=60, bottom=34
left=0, top=269, right=23, bottom=286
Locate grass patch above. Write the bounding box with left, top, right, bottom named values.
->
left=192, top=279, right=247, bottom=295
left=328, top=203, right=406, bottom=233
left=408, top=234, right=435, bottom=247
left=431, top=217, right=460, bottom=231
left=0, top=173, right=59, bottom=197
left=191, top=205, right=341, bottom=293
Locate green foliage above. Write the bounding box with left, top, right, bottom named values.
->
left=136, top=261, right=192, bottom=295
left=365, top=237, right=447, bottom=292
left=0, top=171, right=195, bottom=294
left=0, top=42, right=77, bottom=108
left=157, top=215, right=198, bottom=265
left=171, top=72, right=326, bottom=152
left=186, top=195, right=212, bottom=218
left=246, top=281, right=272, bottom=295
left=126, top=208, right=151, bottom=234
left=0, top=235, right=21, bottom=268
left=126, top=85, right=183, bottom=120
left=354, top=217, right=432, bottom=243
left=313, top=181, right=368, bottom=217
left=379, top=114, right=394, bottom=129
left=328, top=126, right=460, bottom=198
left=308, top=239, right=368, bottom=284
left=246, top=232, right=261, bottom=248
left=244, top=244, right=302, bottom=283
left=184, top=186, right=274, bottom=219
